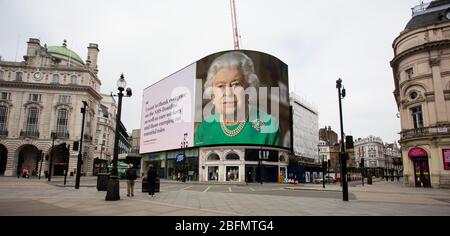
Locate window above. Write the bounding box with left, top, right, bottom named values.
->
left=56, top=108, right=68, bottom=136
left=207, top=153, right=220, bottom=161
left=52, top=74, right=60, bottom=84
left=29, top=94, right=42, bottom=102
left=15, top=72, right=23, bottom=81
left=411, top=106, right=424, bottom=129
left=406, top=68, right=414, bottom=80
left=58, top=95, right=71, bottom=103
left=225, top=153, right=240, bottom=160
left=85, top=112, right=92, bottom=136
left=70, top=75, right=77, bottom=84
left=26, top=107, right=39, bottom=132
left=0, top=92, right=11, bottom=100
left=208, top=166, right=219, bottom=181
left=0, top=106, right=8, bottom=132
left=0, top=70, right=4, bottom=80
left=226, top=166, right=239, bottom=181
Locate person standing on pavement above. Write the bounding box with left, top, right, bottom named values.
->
left=147, top=164, right=157, bottom=197
left=125, top=164, right=137, bottom=197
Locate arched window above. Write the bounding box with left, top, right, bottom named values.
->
left=70, top=75, right=77, bottom=84
left=207, top=153, right=220, bottom=161
left=52, top=74, right=60, bottom=84
left=0, top=106, right=8, bottom=133
left=26, top=107, right=39, bottom=136
left=56, top=108, right=68, bottom=138
left=225, top=152, right=240, bottom=160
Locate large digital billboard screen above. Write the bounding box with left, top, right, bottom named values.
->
left=140, top=50, right=290, bottom=153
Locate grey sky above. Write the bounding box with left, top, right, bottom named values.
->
left=0, top=0, right=419, bottom=144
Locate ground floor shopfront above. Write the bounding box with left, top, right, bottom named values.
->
left=0, top=139, right=95, bottom=177
left=141, top=146, right=290, bottom=183
left=400, top=141, right=450, bottom=188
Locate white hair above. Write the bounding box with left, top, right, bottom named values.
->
left=203, top=51, right=260, bottom=97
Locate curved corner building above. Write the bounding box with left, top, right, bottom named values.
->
left=391, top=0, right=450, bottom=188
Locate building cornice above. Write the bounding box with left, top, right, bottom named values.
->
left=0, top=81, right=102, bottom=100
left=391, top=40, right=450, bottom=67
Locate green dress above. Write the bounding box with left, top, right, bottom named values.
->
left=194, top=111, right=282, bottom=147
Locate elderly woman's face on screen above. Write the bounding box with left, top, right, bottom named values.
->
left=211, top=67, right=247, bottom=118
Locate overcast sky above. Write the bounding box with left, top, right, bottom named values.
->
left=0, top=0, right=421, bottom=143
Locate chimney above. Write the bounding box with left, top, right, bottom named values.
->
left=86, top=43, right=99, bottom=72
left=26, top=38, right=41, bottom=57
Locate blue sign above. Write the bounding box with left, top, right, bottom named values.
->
left=176, top=153, right=185, bottom=163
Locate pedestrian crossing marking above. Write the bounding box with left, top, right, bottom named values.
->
left=203, top=186, right=211, bottom=192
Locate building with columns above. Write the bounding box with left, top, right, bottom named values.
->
left=391, top=0, right=450, bottom=188
left=0, top=38, right=102, bottom=177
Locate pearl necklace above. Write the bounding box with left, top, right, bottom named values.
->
left=221, top=122, right=245, bottom=137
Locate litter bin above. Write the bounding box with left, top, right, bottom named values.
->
left=142, top=177, right=148, bottom=192
left=142, top=177, right=160, bottom=193
left=97, top=173, right=110, bottom=191
left=155, top=177, right=160, bottom=193
left=367, top=176, right=373, bottom=185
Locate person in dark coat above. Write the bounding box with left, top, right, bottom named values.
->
left=147, top=164, right=157, bottom=197
left=125, top=164, right=137, bottom=197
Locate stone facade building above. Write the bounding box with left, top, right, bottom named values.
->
left=391, top=0, right=450, bottom=188
left=354, top=136, right=385, bottom=177
left=0, top=38, right=102, bottom=177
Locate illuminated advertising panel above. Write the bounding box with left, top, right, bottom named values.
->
left=140, top=50, right=290, bottom=153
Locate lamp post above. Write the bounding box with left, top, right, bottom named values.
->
left=321, top=148, right=325, bottom=189
left=75, top=101, right=87, bottom=189
left=48, top=132, right=56, bottom=181
left=180, top=133, right=188, bottom=182
left=99, top=143, right=105, bottom=173
left=38, top=150, right=43, bottom=180
left=336, top=78, right=349, bottom=201
left=360, top=157, right=364, bottom=186
left=106, top=74, right=132, bottom=201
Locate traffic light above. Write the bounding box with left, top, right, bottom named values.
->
left=73, top=141, right=79, bottom=151
left=345, top=135, right=354, bottom=149
left=38, top=150, right=43, bottom=161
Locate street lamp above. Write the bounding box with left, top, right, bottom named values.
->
left=360, top=157, right=365, bottom=186
left=336, top=78, right=349, bottom=201
left=106, top=74, right=132, bottom=201
left=75, top=101, right=87, bottom=189
left=321, top=148, right=325, bottom=189
left=180, top=133, right=188, bottom=182
left=48, top=132, right=56, bottom=181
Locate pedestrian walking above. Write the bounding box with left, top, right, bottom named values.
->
left=125, top=164, right=137, bottom=197
left=147, top=164, right=157, bottom=197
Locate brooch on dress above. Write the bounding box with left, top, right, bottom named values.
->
left=252, top=119, right=265, bottom=132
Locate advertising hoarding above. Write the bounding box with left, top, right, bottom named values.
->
left=140, top=50, right=290, bottom=153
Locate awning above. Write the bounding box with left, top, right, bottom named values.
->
left=408, top=148, right=428, bottom=158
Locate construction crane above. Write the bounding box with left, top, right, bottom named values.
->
left=230, top=0, right=240, bottom=50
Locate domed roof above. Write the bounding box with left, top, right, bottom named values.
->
left=47, top=40, right=84, bottom=65
left=405, top=0, right=450, bottom=31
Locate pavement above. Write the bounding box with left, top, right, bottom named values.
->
left=0, top=176, right=449, bottom=216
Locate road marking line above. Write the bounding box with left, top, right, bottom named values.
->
left=203, top=186, right=211, bottom=192
left=228, top=187, right=232, bottom=192
left=180, top=186, right=193, bottom=191
left=249, top=187, right=255, bottom=191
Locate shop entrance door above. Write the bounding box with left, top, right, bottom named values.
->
left=413, top=158, right=431, bottom=188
